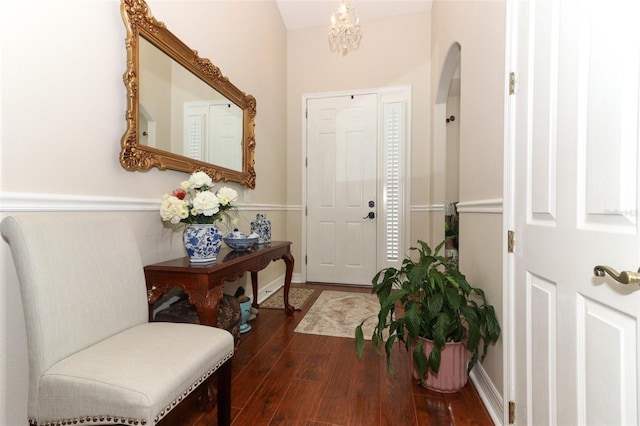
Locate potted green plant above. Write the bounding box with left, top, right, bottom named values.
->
left=355, top=239, right=501, bottom=392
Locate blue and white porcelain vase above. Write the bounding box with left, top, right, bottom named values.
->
left=250, top=213, right=271, bottom=245
left=183, top=224, right=222, bottom=263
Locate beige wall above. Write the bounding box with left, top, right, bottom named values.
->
left=0, top=1, right=287, bottom=423
left=1, top=0, right=508, bottom=423
left=431, top=0, right=506, bottom=400
left=286, top=12, right=432, bottom=260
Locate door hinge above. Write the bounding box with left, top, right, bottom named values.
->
left=508, top=230, right=515, bottom=253
left=509, top=72, right=516, bottom=95
left=305, top=108, right=308, bottom=119
left=305, top=206, right=308, bottom=216
left=305, top=255, right=308, bottom=265
left=508, top=400, right=515, bottom=424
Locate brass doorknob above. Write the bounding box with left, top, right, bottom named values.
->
left=594, top=265, right=640, bottom=285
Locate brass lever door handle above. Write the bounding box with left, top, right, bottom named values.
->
left=594, top=265, right=640, bottom=285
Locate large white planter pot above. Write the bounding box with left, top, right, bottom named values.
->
left=411, top=337, right=468, bottom=393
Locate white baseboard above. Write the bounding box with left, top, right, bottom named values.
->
left=256, top=278, right=283, bottom=303
left=251, top=272, right=304, bottom=304
left=470, top=363, right=504, bottom=425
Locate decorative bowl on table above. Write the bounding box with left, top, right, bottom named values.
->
left=223, top=229, right=259, bottom=251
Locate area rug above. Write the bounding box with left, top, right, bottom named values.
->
left=260, top=287, right=315, bottom=310
left=294, top=290, right=380, bottom=340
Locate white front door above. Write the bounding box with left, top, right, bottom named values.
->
left=512, top=0, right=640, bottom=424
left=306, top=94, right=378, bottom=285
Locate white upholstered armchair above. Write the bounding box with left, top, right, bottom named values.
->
left=1, top=213, right=234, bottom=426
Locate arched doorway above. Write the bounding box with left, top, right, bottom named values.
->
left=434, top=42, right=461, bottom=265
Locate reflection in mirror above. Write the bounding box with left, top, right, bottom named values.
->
left=120, top=0, right=256, bottom=187
left=138, top=38, right=244, bottom=172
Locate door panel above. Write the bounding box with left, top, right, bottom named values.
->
left=513, top=0, right=640, bottom=424
left=209, top=104, right=242, bottom=171
left=529, top=273, right=556, bottom=426
left=307, top=94, right=377, bottom=285
left=581, top=296, right=637, bottom=425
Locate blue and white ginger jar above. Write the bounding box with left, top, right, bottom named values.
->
left=250, top=213, right=271, bottom=244
left=183, top=224, right=222, bottom=263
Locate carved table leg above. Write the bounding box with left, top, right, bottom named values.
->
left=146, top=285, right=169, bottom=322
left=283, top=251, right=295, bottom=315
left=186, top=287, right=223, bottom=327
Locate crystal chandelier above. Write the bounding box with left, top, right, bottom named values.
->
left=328, top=0, right=362, bottom=55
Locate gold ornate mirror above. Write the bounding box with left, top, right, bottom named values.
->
left=120, top=0, right=256, bottom=188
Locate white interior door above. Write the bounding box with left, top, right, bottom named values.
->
left=183, top=101, right=243, bottom=169
left=209, top=103, right=243, bottom=171
left=512, top=0, right=640, bottom=424
left=306, top=94, right=378, bottom=285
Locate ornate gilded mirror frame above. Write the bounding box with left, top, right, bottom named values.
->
left=120, top=0, right=256, bottom=188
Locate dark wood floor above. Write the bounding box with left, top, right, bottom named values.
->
left=158, top=283, right=494, bottom=425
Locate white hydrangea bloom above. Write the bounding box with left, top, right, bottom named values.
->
left=192, top=191, right=220, bottom=216
left=187, top=171, right=213, bottom=189
left=216, top=187, right=238, bottom=206
left=159, top=195, right=189, bottom=224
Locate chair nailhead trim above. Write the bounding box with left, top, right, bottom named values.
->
left=154, top=350, right=234, bottom=423
left=29, top=416, right=145, bottom=426
left=29, top=351, right=233, bottom=426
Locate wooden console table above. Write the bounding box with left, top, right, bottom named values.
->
left=144, top=241, right=294, bottom=327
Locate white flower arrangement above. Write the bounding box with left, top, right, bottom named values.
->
left=160, top=171, right=238, bottom=226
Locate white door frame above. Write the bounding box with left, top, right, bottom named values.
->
left=300, top=86, right=412, bottom=284
left=503, top=0, right=517, bottom=423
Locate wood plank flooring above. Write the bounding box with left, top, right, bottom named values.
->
left=157, top=283, right=495, bottom=425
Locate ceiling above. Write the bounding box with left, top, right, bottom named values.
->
left=275, top=0, right=433, bottom=31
